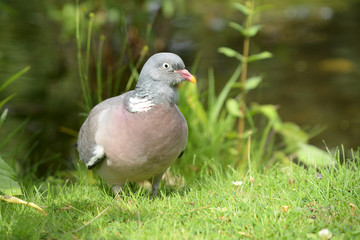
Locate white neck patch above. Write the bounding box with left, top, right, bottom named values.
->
left=128, top=97, right=154, bottom=113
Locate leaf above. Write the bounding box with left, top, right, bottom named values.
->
left=296, top=144, right=336, bottom=167
left=229, top=23, right=262, bottom=37
left=232, top=2, right=250, bottom=15
left=244, top=76, right=262, bottom=91
left=250, top=104, right=281, bottom=127
left=0, top=195, right=47, bottom=215
left=226, top=99, right=243, bottom=117
left=247, top=51, right=273, bottom=63
left=276, top=122, right=308, bottom=150
left=229, top=22, right=247, bottom=36
left=0, top=156, right=22, bottom=195
left=0, top=66, right=30, bottom=92
left=247, top=25, right=263, bottom=37
left=218, top=47, right=243, bottom=61
left=231, top=76, right=262, bottom=91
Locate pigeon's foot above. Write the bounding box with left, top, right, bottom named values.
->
left=112, top=185, right=123, bottom=200
left=150, top=174, right=163, bottom=199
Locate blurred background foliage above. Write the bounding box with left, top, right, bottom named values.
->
left=0, top=0, right=359, bottom=179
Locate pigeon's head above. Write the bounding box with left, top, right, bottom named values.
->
left=139, top=52, right=196, bottom=87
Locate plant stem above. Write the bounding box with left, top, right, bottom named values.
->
left=125, top=46, right=148, bottom=92
left=85, top=13, right=94, bottom=79
left=96, top=35, right=105, bottom=103
left=76, top=2, right=92, bottom=113
left=237, top=0, right=254, bottom=156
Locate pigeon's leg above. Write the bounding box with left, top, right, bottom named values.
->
left=150, top=174, right=163, bottom=198
left=112, top=185, right=123, bottom=200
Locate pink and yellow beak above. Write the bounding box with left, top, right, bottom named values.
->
left=175, top=69, right=197, bottom=83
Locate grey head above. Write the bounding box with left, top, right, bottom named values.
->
left=134, top=52, right=196, bottom=104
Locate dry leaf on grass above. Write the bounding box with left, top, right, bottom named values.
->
left=349, top=203, right=356, bottom=211
left=0, top=195, right=47, bottom=216
left=238, top=231, right=254, bottom=238
left=281, top=205, right=289, bottom=213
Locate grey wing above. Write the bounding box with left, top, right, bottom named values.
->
left=77, top=103, right=109, bottom=169
left=77, top=116, right=105, bottom=169
left=77, top=94, right=129, bottom=169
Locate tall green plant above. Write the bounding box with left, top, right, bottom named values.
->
left=177, top=61, right=241, bottom=176
left=218, top=0, right=272, bottom=162
left=0, top=66, right=30, bottom=195
left=177, top=0, right=335, bottom=177
left=75, top=3, right=149, bottom=114
left=218, top=0, right=334, bottom=171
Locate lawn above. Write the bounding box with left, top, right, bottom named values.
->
left=1, top=158, right=359, bottom=239
left=0, top=1, right=360, bottom=240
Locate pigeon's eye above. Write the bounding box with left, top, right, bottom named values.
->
left=162, top=63, right=170, bottom=69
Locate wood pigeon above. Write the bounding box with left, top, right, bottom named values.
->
left=77, top=52, right=196, bottom=197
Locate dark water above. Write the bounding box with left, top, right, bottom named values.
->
left=178, top=1, right=360, bottom=149
left=0, top=1, right=359, bottom=174
left=253, top=3, right=360, bottom=149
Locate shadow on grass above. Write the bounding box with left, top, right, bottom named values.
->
left=98, top=180, right=193, bottom=199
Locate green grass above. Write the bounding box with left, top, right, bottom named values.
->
left=1, top=157, right=359, bottom=239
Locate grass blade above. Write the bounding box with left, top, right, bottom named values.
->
left=207, top=68, right=215, bottom=112
left=96, top=35, right=105, bottom=103
left=125, top=46, right=148, bottom=91
left=0, top=94, right=16, bottom=110
left=0, top=66, right=30, bottom=92
left=209, top=63, right=242, bottom=124
left=0, top=118, right=29, bottom=149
